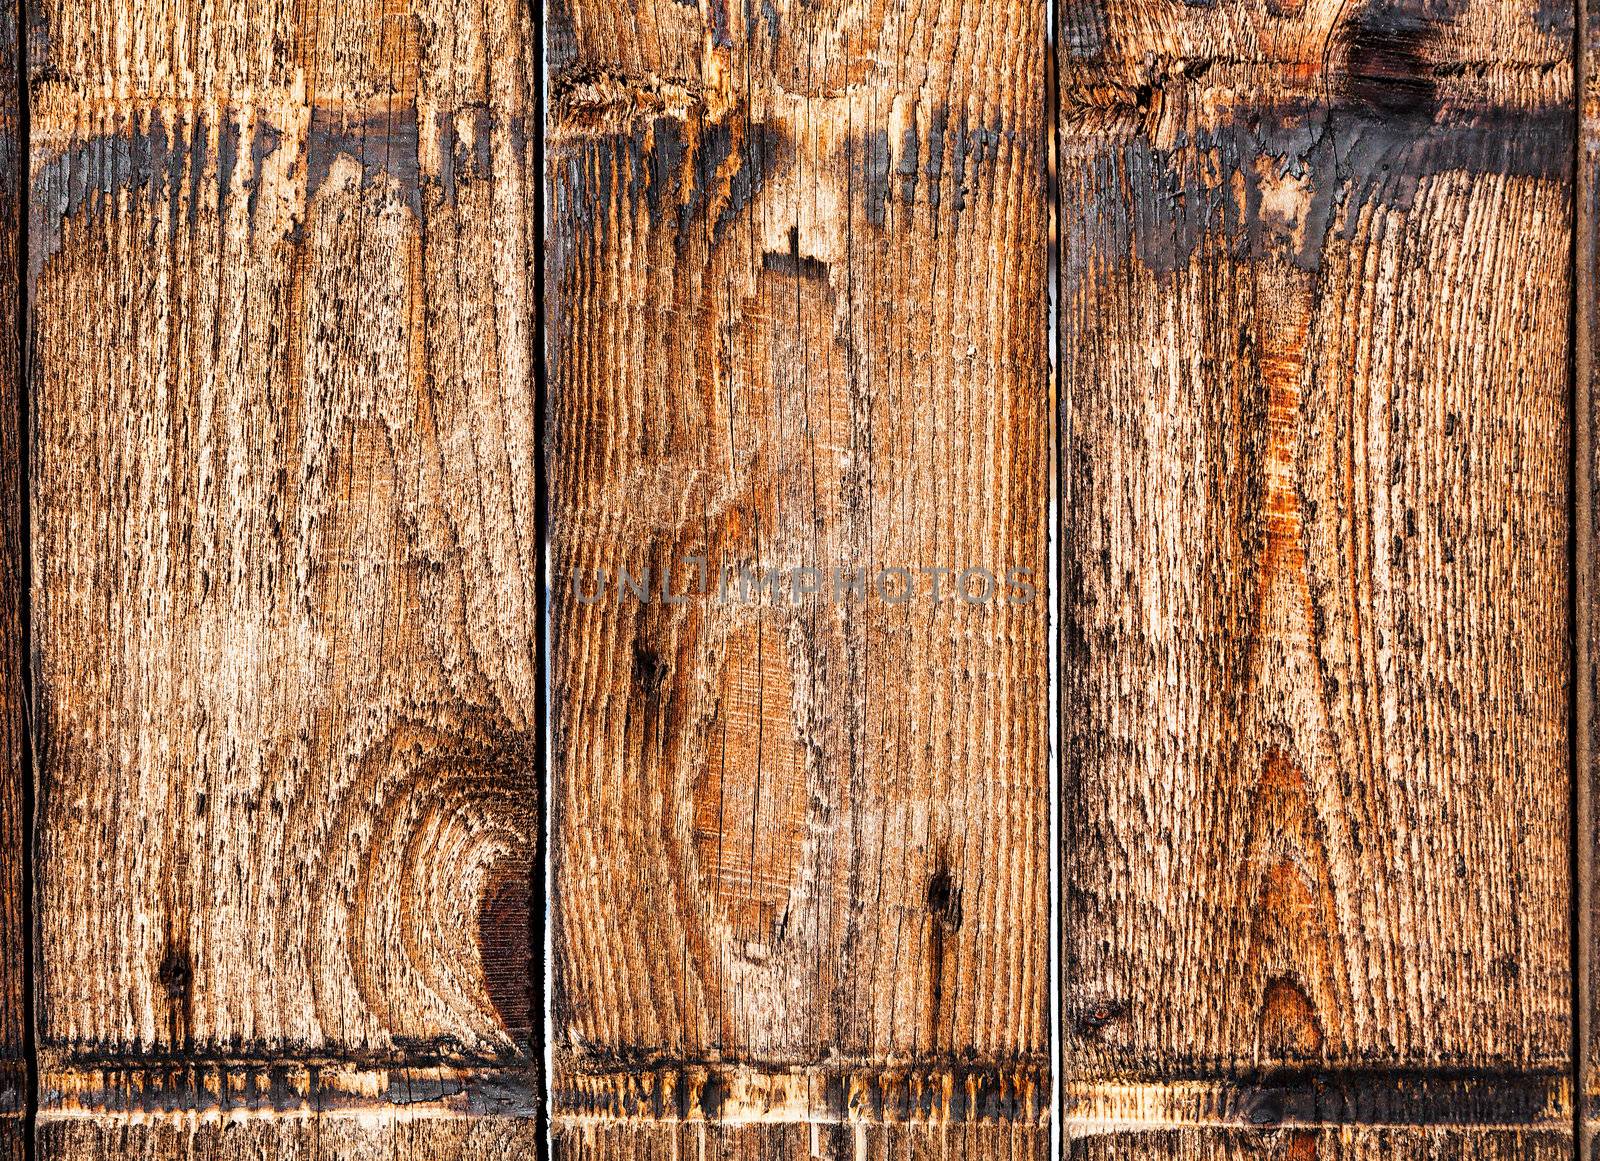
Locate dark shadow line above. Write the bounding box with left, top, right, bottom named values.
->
left=1574, top=0, right=1590, bottom=1151
left=1045, top=0, right=1062, bottom=1151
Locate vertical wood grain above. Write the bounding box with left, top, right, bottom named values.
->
left=38, top=1117, right=544, bottom=1159
left=26, top=0, right=540, bottom=1153
left=553, top=1122, right=1049, bottom=1161
left=1070, top=1128, right=1572, bottom=1161
left=0, top=0, right=22, bottom=1156
left=1583, top=0, right=1599, bottom=1146
left=1060, top=0, right=1576, bottom=1148
left=546, top=0, right=1050, bottom=1149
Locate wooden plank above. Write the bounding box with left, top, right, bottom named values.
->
left=0, top=0, right=21, bottom=1145
left=546, top=0, right=1050, bottom=1145
left=1582, top=0, right=1600, bottom=1145
left=39, top=1118, right=543, bottom=1160
left=26, top=0, right=541, bottom=1152
left=553, top=1123, right=1048, bottom=1160
left=1069, top=1128, right=1571, bottom=1161
left=1058, top=0, right=1575, bottom=1144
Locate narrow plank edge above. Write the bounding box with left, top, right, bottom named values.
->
left=551, top=1060, right=1048, bottom=1126
left=1581, top=0, right=1600, bottom=1133
left=33, top=1061, right=1571, bottom=1130
left=1064, top=1071, right=1570, bottom=1132
left=37, top=1116, right=544, bottom=1161
left=38, top=1058, right=536, bottom=1118
left=548, top=1121, right=1050, bottom=1161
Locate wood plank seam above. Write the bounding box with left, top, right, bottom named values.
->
left=551, top=1060, right=1049, bottom=1126
left=1579, top=0, right=1595, bottom=1146
left=37, top=1059, right=537, bottom=1120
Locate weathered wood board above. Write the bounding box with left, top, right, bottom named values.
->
left=1059, top=0, right=1576, bottom=1147
left=0, top=0, right=22, bottom=1157
left=1582, top=0, right=1600, bottom=1145
left=553, top=1122, right=1049, bottom=1160
left=26, top=0, right=541, bottom=1153
left=16, top=0, right=1592, bottom=1155
left=546, top=0, right=1050, bottom=1150
left=38, top=1118, right=544, bottom=1160
left=1584, top=0, right=1596, bottom=1136
left=1070, top=1128, right=1571, bottom=1160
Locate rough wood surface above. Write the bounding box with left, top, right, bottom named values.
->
left=1069, top=1128, right=1570, bottom=1161
left=546, top=0, right=1050, bottom=1144
left=1583, top=0, right=1600, bottom=1143
left=554, top=1123, right=1048, bottom=1161
left=1059, top=0, right=1575, bottom=1141
left=26, top=0, right=541, bottom=1151
left=39, top=1118, right=543, bottom=1160
left=0, top=0, right=21, bottom=1148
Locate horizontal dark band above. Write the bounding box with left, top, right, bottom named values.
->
left=39, top=1055, right=537, bottom=1119
left=1066, top=1067, right=1571, bottom=1131
left=553, top=1059, right=1048, bottom=1126
left=29, top=1056, right=1576, bottom=1130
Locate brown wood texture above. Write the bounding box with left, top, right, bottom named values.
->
left=546, top=0, right=1050, bottom=1148
left=38, top=1118, right=543, bottom=1160
left=553, top=1123, right=1048, bottom=1160
left=26, top=0, right=541, bottom=1152
left=1583, top=0, right=1600, bottom=1147
left=1070, top=1128, right=1571, bottom=1161
left=1059, top=0, right=1576, bottom=1147
left=0, top=0, right=21, bottom=1149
